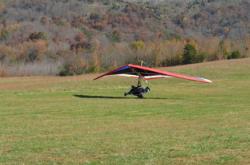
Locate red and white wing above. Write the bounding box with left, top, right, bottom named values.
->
left=94, top=64, right=212, bottom=83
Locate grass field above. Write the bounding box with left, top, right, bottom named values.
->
left=0, top=59, right=250, bottom=164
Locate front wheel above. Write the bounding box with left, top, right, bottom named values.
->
left=145, top=87, right=150, bottom=92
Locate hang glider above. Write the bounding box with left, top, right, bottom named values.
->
left=94, top=64, right=212, bottom=98
left=94, top=64, right=212, bottom=83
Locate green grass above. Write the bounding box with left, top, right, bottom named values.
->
left=0, top=59, right=250, bottom=164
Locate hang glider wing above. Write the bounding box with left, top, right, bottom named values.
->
left=94, top=64, right=212, bottom=83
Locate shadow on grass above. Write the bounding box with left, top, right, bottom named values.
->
left=73, top=94, right=169, bottom=100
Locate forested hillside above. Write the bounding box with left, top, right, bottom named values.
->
left=0, top=0, right=250, bottom=76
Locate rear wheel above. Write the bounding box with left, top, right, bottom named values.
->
left=138, top=94, right=144, bottom=98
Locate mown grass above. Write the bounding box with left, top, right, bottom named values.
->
left=0, top=59, right=250, bottom=164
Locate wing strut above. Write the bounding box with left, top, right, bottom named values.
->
left=137, top=75, right=143, bottom=86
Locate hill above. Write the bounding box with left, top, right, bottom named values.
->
left=0, top=0, right=250, bottom=76
left=2, top=0, right=250, bottom=39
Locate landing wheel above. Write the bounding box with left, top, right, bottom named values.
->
left=137, top=94, right=144, bottom=99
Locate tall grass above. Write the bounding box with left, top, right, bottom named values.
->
left=0, top=61, right=62, bottom=77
